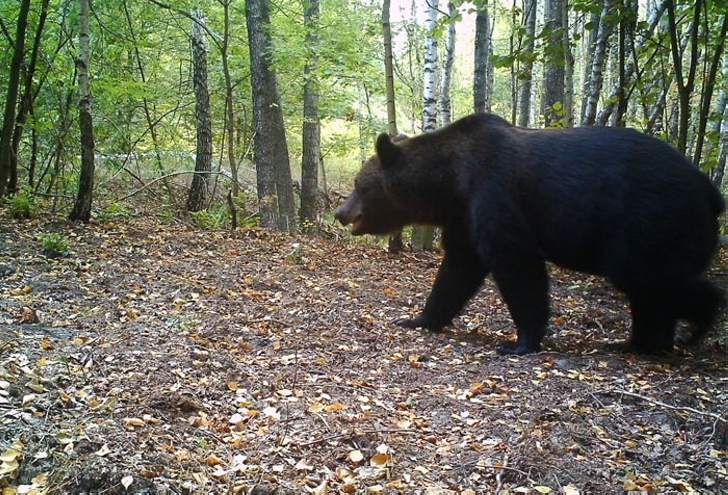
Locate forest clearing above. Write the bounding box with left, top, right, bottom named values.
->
left=0, top=214, right=726, bottom=494
left=1, top=0, right=728, bottom=493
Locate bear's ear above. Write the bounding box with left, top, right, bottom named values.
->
left=376, top=133, right=401, bottom=168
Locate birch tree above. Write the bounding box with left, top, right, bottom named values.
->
left=412, top=0, right=439, bottom=251
left=597, top=0, right=665, bottom=126
left=439, top=1, right=457, bottom=126
left=582, top=0, right=616, bottom=126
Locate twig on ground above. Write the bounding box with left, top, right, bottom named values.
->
left=611, top=389, right=726, bottom=424
left=495, top=453, right=508, bottom=494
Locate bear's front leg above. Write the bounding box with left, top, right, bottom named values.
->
left=492, top=256, right=549, bottom=355
left=395, top=245, right=488, bottom=332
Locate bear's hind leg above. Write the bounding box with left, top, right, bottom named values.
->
left=675, top=278, right=725, bottom=345
left=492, top=257, right=549, bottom=355
left=626, top=291, right=677, bottom=354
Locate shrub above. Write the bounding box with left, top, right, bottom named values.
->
left=98, top=202, right=134, bottom=221
left=41, top=233, right=70, bottom=258
left=6, top=192, right=38, bottom=219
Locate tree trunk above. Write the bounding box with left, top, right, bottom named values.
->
left=714, top=105, right=728, bottom=189
left=69, top=0, right=95, bottom=222
left=186, top=10, right=213, bottom=213
left=598, top=0, right=664, bottom=126
left=542, top=0, right=566, bottom=126
left=580, top=4, right=600, bottom=123
left=300, top=0, right=321, bottom=228
left=439, top=1, right=457, bottom=126
left=582, top=0, right=616, bottom=126
left=246, top=0, right=297, bottom=232
left=707, top=56, right=728, bottom=179
left=9, top=0, right=50, bottom=194
left=666, top=0, right=702, bottom=154
left=692, top=14, right=727, bottom=167
left=221, top=0, right=239, bottom=197
left=473, top=4, right=490, bottom=113
left=563, top=1, right=574, bottom=127
left=0, top=0, right=31, bottom=196
left=383, top=0, right=403, bottom=253
left=412, top=0, right=439, bottom=251
left=518, top=0, right=537, bottom=127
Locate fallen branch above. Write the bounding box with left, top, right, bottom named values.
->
left=116, top=170, right=245, bottom=202
left=614, top=389, right=726, bottom=424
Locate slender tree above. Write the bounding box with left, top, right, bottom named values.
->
left=246, top=0, right=297, bottom=232
left=383, top=0, right=403, bottom=253
left=518, top=0, right=537, bottom=127
left=300, top=0, right=321, bottom=227
left=186, top=10, right=213, bottom=212
left=563, top=1, right=575, bottom=126
left=412, top=0, right=439, bottom=251
left=708, top=55, right=728, bottom=181
left=219, top=0, right=240, bottom=197
left=439, top=1, right=457, bottom=126
left=9, top=0, right=51, bottom=194
left=666, top=0, right=702, bottom=153
left=0, top=0, right=31, bottom=196
left=542, top=0, right=565, bottom=126
left=597, top=0, right=664, bottom=126
left=582, top=0, right=616, bottom=126
left=69, top=0, right=95, bottom=222
left=693, top=14, right=727, bottom=167
left=473, top=1, right=490, bottom=113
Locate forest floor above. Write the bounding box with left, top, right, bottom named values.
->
left=0, top=214, right=727, bottom=495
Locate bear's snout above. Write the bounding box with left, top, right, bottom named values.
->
left=334, top=197, right=362, bottom=227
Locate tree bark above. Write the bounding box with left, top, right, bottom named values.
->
left=692, top=14, right=727, bottom=167
left=708, top=55, right=728, bottom=180
left=9, top=0, right=51, bottom=194
left=563, top=1, right=574, bottom=127
left=542, top=0, right=566, bottom=126
left=246, top=0, right=297, bottom=232
left=300, top=0, right=321, bottom=227
left=582, top=0, right=616, bottom=126
left=473, top=3, right=490, bottom=113
left=666, top=0, right=702, bottom=154
left=186, top=10, right=213, bottom=213
left=383, top=0, right=403, bottom=253
left=220, top=0, right=240, bottom=197
left=0, top=0, right=31, bottom=196
left=714, top=104, right=728, bottom=188
left=597, top=0, right=664, bottom=126
left=69, top=0, right=95, bottom=222
left=580, top=4, right=601, bottom=123
left=412, top=0, right=439, bottom=251
left=518, top=0, right=537, bottom=127
left=439, top=2, right=457, bottom=126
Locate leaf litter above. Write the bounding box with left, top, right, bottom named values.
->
left=0, top=216, right=726, bottom=494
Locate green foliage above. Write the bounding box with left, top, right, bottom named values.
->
left=97, top=202, right=134, bottom=221
left=6, top=192, right=39, bottom=219
left=41, top=233, right=70, bottom=258
left=190, top=204, right=230, bottom=230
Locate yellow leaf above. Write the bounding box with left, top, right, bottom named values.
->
left=0, top=442, right=24, bottom=462
left=0, top=459, right=19, bottom=475
left=206, top=454, right=223, bottom=466
left=324, top=402, right=345, bottom=413
left=308, top=402, right=324, bottom=413
left=226, top=381, right=240, bottom=391
left=534, top=487, right=552, bottom=494
left=370, top=453, right=391, bottom=467
left=563, top=484, right=580, bottom=495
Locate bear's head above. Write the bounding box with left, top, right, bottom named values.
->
left=335, top=132, right=452, bottom=235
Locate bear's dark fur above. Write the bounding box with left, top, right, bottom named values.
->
left=335, top=113, right=725, bottom=355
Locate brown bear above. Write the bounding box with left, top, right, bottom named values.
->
left=334, top=113, right=725, bottom=355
